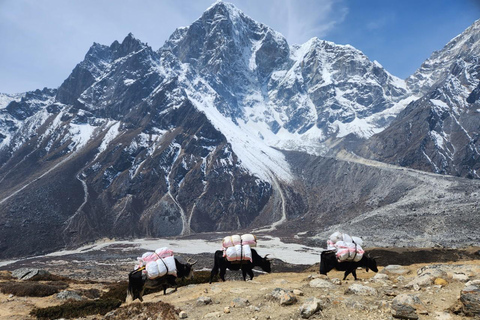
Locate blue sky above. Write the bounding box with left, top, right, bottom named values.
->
left=0, top=0, right=479, bottom=94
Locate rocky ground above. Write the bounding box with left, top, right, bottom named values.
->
left=0, top=247, right=479, bottom=319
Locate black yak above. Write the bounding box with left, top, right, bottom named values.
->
left=209, top=248, right=271, bottom=283
left=127, top=257, right=196, bottom=302
left=320, top=250, right=378, bottom=280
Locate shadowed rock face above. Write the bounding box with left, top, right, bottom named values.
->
left=0, top=4, right=480, bottom=259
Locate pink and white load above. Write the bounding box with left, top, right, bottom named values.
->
left=222, top=234, right=257, bottom=262
left=327, top=232, right=364, bottom=262
left=135, top=247, right=177, bottom=279
left=222, top=234, right=257, bottom=248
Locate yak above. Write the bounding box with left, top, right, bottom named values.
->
left=320, top=250, right=378, bottom=280
left=209, top=248, right=271, bottom=283
left=127, top=257, right=196, bottom=302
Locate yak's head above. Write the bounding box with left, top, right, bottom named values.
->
left=365, top=254, right=379, bottom=273
left=178, top=257, right=197, bottom=280
left=262, top=254, right=272, bottom=273
left=127, top=269, right=146, bottom=302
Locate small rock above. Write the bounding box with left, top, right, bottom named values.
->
left=224, top=307, right=230, bottom=314
left=453, top=273, right=470, bottom=282
left=179, top=311, right=188, bottom=319
left=293, top=289, right=304, bottom=296
left=330, top=278, right=341, bottom=285
left=384, top=289, right=398, bottom=297
left=466, top=280, right=480, bottom=287
left=417, top=266, right=447, bottom=278
left=56, top=290, right=83, bottom=301
left=203, top=311, right=221, bottom=318
left=231, top=297, right=249, bottom=307
left=344, top=284, right=377, bottom=296
left=299, top=298, right=322, bottom=319
left=381, top=265, right=410, bottom=275
left=434, top=278, right=448, bottom=287
left=405, top=274, right=435, bottom=288
left=197, top=296, right=212, bottom=306
left=373, top=273, right=389, bottom=282
left=309, top=278, right=335, bottom=289
left=280, top=292, right=297, bottom=306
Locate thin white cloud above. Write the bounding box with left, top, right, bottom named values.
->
left=0, top=0, right=349, bottom=93
left=229, top=0, right=348, bottom=45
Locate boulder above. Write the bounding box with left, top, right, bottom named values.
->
left=11, top=268, right=50, bottom=280
left=391, top=294, right=427, bottom=319
left=460, top=285, right=480, bottom=316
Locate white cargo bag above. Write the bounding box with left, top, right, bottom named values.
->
left=335, top=241, right=364, bottom=262
left=225, top=244, right=252, bottom=262
left=156, top=256, right=177, bottom=277
left=240, top=234, right=257, bottom=247
left=146, top=256, right=177, bottom=279
left=223, top=234, right=242, bottom=248
left=155, top=247, right=174, bottom=258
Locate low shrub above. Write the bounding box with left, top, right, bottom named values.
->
left=0, top=281, right=68, bottom=297
left=101, top=282, right=128, bottom=301
left=79, top=288, right=101, bottom=299
left=31, top=298, right=121, bottom=319
left=30, top=280, right=131, bottom=319
left=0, top=271, right=12, bottom=280
left=104, top=301, right=178, bottom=320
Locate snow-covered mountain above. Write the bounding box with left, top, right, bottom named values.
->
left=0, top=2, right=479, bottom=259
left=164, top=2, right=411, bottom=157
left=358, top=19, right=480, bottom=178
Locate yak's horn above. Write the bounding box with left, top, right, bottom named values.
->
left=187, top=257, right=198, bottom=265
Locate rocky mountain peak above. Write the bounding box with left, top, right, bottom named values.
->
left=406, top=19, right=480, bottom=96
left=111, top=33, right=147, bottom=60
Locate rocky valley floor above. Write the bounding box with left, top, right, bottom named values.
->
left=0, top=246, right=479, bottom=320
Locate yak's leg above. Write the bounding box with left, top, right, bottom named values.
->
left=352, top=269, right=358, bottom=280
left=242, top=268, right=247, bottom=281
left=246, top=268, right=254, bottom=280
left=343, top=269, right=352, bottom=280
left=210, top=265, right=219, bottom=284
left=168, top=277, right=178, bottom=293
left=219, top=267, right=227, bottom=282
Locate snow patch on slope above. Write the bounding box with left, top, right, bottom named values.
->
left=184, top=77, right=293, bottom=183
left=0, top=93, right=24, bottom=109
